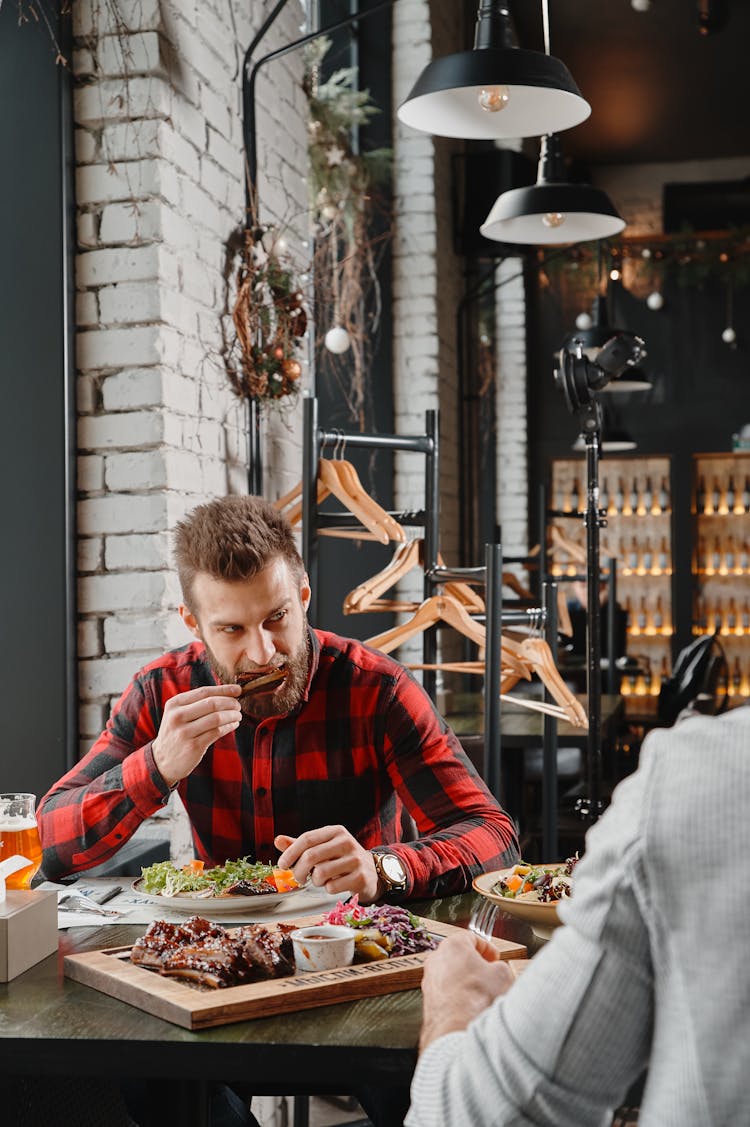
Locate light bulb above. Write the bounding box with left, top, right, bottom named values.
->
left=575, top=312, right=593, bottom=331
left=646, top=291, right=664, bottom=311
left=478, top=85, right=510, bottom=113
left=610, top=268, right=621, bottom=281
left=722, top=326, right=737, bottom=344
left=324, top=325, right=351, bottom=354
left=542, top=212, right=566, bottom=229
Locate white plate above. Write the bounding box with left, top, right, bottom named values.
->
left=130, top=877, right=309, bottom=915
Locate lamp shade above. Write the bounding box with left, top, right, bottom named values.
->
left=397, top=2, right=590, bottom=140
left=397, top=47, right=590, bottom=140
left=481, top=134, right=625, bottom=245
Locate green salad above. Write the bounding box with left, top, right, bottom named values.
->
left=140, top=857, right=278, bottom=898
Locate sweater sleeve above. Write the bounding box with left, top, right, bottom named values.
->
left=37, top=673, right=172, bottom=879
left=406, top=755, right=655, bottom=1127
left=379, top=668, right=519, bottom=898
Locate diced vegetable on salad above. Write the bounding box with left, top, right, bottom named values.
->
left=323, top=896, right=438, bottom=959
left=491, top=853, right=580, bottom=904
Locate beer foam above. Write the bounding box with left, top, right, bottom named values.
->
left=0, top=816, right=37, bottom=831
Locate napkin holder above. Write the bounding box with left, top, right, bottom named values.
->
left=0, top=889, right=58, bottom=981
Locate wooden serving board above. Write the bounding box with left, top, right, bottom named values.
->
left=64, top=913, right=526, bottom=1030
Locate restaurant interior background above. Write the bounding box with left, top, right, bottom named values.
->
left=2, top=0, right=749, bottom=860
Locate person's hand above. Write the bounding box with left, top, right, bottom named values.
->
left=274, top=826, right=381, bottom=902
left=419, top=932, right=515, bottom=1053
left=152, top=684, right=242, bottom=788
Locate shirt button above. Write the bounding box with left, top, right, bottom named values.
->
left=256, top=786, right=267, bottom=798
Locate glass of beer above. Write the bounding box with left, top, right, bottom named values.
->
left=0, top=793, right=43, bottom=890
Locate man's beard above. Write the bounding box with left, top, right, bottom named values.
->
left=203, top=632, right=311, bottom=720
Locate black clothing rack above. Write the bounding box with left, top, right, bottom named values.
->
left=300, top=398, right=562, bottom=857
left=301, top=396, right=440, bottom=697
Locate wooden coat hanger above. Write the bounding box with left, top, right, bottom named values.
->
left=548, top=523, right=587, bottom=565
left=273, top=479, right=330, bottom=526
left=501, top=571, right=535, bottom=600
left=344, top=540, right=485, bottom=616
left=344, top=539, right=422, bottom=614
left=318, top=459, right=405, bottom=545
left=365, top=593, right=487, bottom=655
left=500, top=637, right=588, bottom=729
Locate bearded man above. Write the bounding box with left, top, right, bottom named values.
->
left=39, top=495, right=517, bottom=900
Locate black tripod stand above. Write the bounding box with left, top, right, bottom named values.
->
left=555, top=330, right=647, bottom=825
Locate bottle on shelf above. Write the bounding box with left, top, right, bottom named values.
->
left=713, top=600, right=724, bottom=635
left=640, top=536, right=653, bottom=574
left=740, top=540, right=750, bottom=572
left=658, top=476, right=670, bottom=514
left=570, top=477, right=581, bottom=513
left=652, top=595, right=664, bottom=634
left=600, top=477, right=609, bottom=514
left=709, top=536, right=722, bottom=574
left=627, top=477, right=639, bottom=516
left=710, top=476, right=721, bottom=514
left=731, top=657, right=743, bottom=697
left=636, top=596, right=648, bottom=634
left=656, top=535, right=670, bottom=575
left=726, top=475, right=736, bottom=512
left=658, top=654, right=670, bottom=685
left=726, top=597, right=739, bottom=635
left=742, top=476, right=750, bottom=513
left=725, top=535, right=737, bottom=574
left=742, top=599, right=750, bottom=633
left=694, top=595, right=706, bottom=635
left=642, top=475, right=653, bottom=515
left=614, top=477, right=625, bottom=514
left=696, top=474, right=706, bottom=514
left=696, top=535, right=706, bottom=572
left=628, top=536, right=639, bottom=573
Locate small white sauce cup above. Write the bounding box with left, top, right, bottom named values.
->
left=290, top=924, right=356, bottom=972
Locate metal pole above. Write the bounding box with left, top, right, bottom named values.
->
left=484, top=543, right=504, bottom=801
left=577, top=424, right=604, bottom=822
left=541, top=580, right=559, bottom=860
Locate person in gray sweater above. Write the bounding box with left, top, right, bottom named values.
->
left=407, top=704, right=750, bottom=1127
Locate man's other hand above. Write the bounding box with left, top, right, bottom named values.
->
left=152, top=684, right=242, bottom=788
left=274, top=825, right=381, bottom=902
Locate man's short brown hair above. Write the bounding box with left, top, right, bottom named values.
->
left=174, top=495, right=304, bottom=606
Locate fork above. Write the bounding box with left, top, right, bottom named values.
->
left=57, top=894, right=122, bottom=917
left=468, top=898, right=499, bottom=941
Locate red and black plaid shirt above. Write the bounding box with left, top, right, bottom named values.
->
left=39, top=629, right=518, bottom=897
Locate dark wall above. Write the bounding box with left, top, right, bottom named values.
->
left=527, top=267, right=750, bottom=654
left=313, top=3, right=397, bottom=640
left=0, top=7, right=76, bottom=794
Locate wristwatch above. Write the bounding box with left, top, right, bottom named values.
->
left=371, top=850, right=408, bottom=896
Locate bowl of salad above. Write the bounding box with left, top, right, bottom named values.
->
left=472, top=855, right=579, bottom=937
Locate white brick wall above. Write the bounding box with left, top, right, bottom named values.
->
left=74, top=1, right=310, bottom=760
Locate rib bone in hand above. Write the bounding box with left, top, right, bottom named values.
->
left=236, top=668, right=287, bottom=696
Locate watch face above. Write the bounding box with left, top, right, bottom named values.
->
left=381, top=853, right=406, bottom=885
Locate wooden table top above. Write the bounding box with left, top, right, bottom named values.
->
left=0, top=890, right=543, bottom=1093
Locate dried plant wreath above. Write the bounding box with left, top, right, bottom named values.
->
left=227, top=225, right=307, bottom=403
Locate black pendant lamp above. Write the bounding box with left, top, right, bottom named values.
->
left=397, top=1, right=590, bottom=140
left=481, top=133, right=625, bottom=245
